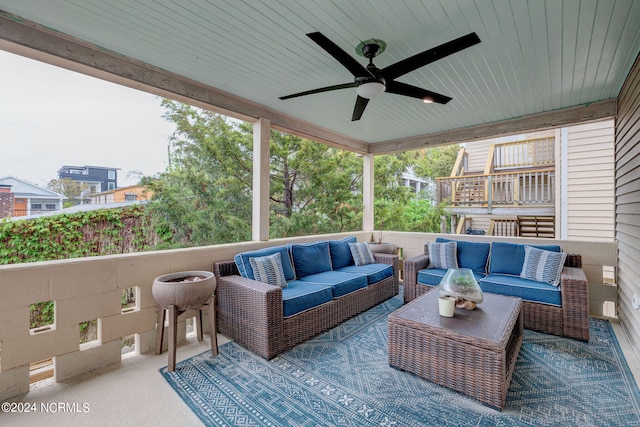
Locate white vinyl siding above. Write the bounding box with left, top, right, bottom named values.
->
left=566, top=120, right=615, bottom=242
left=615, top=54, right=640, bottom=362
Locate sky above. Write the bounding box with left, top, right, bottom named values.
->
left=0, top=50, right=176, bottom=188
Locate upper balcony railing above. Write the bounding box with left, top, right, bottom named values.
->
left=437, top=169, right=555, bottom=209
left=489, top=137, right=555, bottom=172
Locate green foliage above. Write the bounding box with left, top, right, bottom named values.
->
left=0, top=205, right=155, bottom=265
left=146, top=100, right=460, bottom=243
left=414, top=145, right=462, bottom=180
left=29, top=301, right=54, bottom=329
left=47, top=178, right=93, bottom=207
left=142, top=100, right=253, bottom=247
left=269, top=133, right=363, bottom=237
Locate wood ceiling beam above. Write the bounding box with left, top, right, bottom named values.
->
left=371, top=99, right=617, bottom=154
left=0, top=12, right=369, bottom=154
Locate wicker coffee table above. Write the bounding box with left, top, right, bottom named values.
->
left=388, top=290, right=523, bottom=410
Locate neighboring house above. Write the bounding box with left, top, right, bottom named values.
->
left=436, top=118, right=616, bottom=243
left=401, top=167, right=435, bottom=199
left=57, top=165, right=120, bottom=194
left=89, top=185, right=153, bottom=204
left=0, top=176, right=65, bottom=218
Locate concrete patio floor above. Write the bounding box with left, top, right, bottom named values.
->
left=1, top=321, right=638, bottom=427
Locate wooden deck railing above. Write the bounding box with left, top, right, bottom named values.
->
left=437, top=169, right=555, bottom=209
left=492, top=137, right=555, bottom=169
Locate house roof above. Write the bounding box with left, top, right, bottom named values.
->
left=0, top=176, right=65, bottom=198
left=1, top=1, right=639, bottom=154
left=90, top=185, right=148, bottom=197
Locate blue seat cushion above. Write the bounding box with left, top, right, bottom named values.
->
left=479, top=273, right=561, bottom=306
left=281, top=281, right=333, bottom=317
left=329, top=236, right=357, bottom=269
left=436, top=237, right=491, bottom=275
left=337, top=263, right=393, bottom=285
left=417, top=268, right=486, bottom=287
left=489, top=242, right=561, bottom=276
left=290, top=241, right=332, bottom=278
left=235, top=245, right=295, bottom=281
left=298, top=270, right=368, bottom=298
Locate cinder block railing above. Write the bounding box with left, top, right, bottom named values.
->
left=0, top=232, right=370, bottom=400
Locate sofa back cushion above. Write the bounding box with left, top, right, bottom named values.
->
left=329, top=236, right=357, bottom=269
left=436, top=238, right=491, bottom=274
left=235, top=245, right=295, bottom=281
left=290, top=241, right=332, bottom=278
left=489, top=241, right=561, bottom=276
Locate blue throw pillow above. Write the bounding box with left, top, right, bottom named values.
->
left=329, top=236, right=357, bottom=269
left=290, top=241, right=332, bottom=278
left=428, top=241, right=458, bottom=269
left=489, top=242, right=561, bottom=275
left=436, top=238, right=490, bottom=274
left=235, top=246, right=295, bottom=281
left=249, top=252, right=288, bottom=288
left=348, top=242, right=376, bottom=266
left=520, top=246, right=567, bottom=286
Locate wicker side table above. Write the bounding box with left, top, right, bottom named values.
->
left=388, top=290, right=523, bottom=410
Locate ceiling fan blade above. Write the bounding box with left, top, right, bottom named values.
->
left=386, top=81, right=452, bottom=104
left=351, top=96, right=370, bottom=121
left=380, top=32, right=481, bottom=80
left=280, top=82, right=355, bottom=100
left=307, top=32, right=372, bottom=78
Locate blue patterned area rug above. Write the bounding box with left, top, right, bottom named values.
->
left=160, top=294, right=640, bottom=426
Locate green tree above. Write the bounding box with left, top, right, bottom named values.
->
left=47, top=178, right=92, bottom=207
left=149, top=100, right=456, bottom=246
left=268, top=130, right=362, bottom=237
left=143, top=100, right=253, bottom=247
left=414, top=144, right=462, bottom=180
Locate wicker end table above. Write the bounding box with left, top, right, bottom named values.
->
left=388, top=290, right=523, bottom=410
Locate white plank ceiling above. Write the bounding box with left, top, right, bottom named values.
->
left=1, top=0, right=639, bottom=151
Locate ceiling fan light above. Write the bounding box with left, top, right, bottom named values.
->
left=423, top=96, right=434, bottom=104
left=356, top=82, right=386, bottom=99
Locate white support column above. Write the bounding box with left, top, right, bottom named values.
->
left=253, top=117, right=270, bottom=241
left=559, top=127, right=568, bottom=239
left=363, top=153, right=374, bottom=232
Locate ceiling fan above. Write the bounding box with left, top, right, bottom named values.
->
left=280, top=32, right=481, bottom=121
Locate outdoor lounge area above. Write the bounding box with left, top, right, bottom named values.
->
left=1, top=231, right=638, bottom=425
left=1, top=1, right=640, bottom=426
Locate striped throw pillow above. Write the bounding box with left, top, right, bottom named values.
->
left=428, top=241, right=458, bottom=269
left=520, top=246, right=567, bottom=286
left=249, top=252, right=288, bottom=288
left=348, top=242, right=376, bottom=266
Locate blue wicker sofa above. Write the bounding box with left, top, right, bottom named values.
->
left=214, top=237, right=399, bottom=359
left=403, top=237, right=589, bottom=341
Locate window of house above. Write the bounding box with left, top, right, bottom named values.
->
left=125, top=194, right=137, bottom=202
left=108, top=170, right=116, bottom=180
left=108, top=182, right=115, bottom=190
left=45, top=204, right=56, bottom=210
left=31, top=203, right=42, bottom=209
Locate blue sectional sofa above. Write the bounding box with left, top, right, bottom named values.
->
left=404, top=237, right=590, bottom=341
left=214, top=237, right=399, bottom=359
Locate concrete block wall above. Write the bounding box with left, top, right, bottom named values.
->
left=0, top=231, right=371, bottom=401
